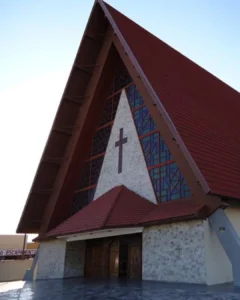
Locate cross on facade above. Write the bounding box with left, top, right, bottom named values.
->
left=115, top=128, right=128, bottom=174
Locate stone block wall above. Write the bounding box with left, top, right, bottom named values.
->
left=142, top=220, right=206, bottom=284
left=36, top=239, right=66, bottom=280
left=94, top=90, right=156, bottom=204
left=35, top=239, right=86, bottom=280
left=64, top=241, right=86, bottom=278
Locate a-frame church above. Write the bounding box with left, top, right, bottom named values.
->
left=17, top=0, right=240, bottom=286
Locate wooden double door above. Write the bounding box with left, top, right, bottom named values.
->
left=85, top=233, right=142, bottom=279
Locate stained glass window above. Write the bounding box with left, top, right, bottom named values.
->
left=90, top=156, right=104, bottom=185
left=77, top=156, right=104, bottom=191
left=159, top=135, right=173, bottom=163
left=71, top=188, right=96, bottom=215
left=126, top=85, right=144, bottom=110
left=99, top=94, right=121, bottom=126
left=150, top=163, right=191, bottom=202
left=90, top=126, right=112, bottom=157
left=71, top=63, right=191, bottom=216
left=126, top=84, right=191, bottom=202
left=113, top=64, right=132, bottom=92
left=77, top=161, right=91, bottom=190
left=133, top=106, right=156, bottom=136
left=71, top=65, right=132, bottom=215
left=141, top=133, right=160, bottom=167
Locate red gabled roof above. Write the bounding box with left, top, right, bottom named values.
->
left=18, top=1, right=240, bottom=235
left=140, top=198, right=207, bottom=225
left=47, top=186, right=207, bottom=238
left=47, top=186, right=155, bottom=237
left=104, top=2, right=240, bottom=199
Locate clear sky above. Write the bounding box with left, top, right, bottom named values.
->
left=1, top=0, right=239, bottom=237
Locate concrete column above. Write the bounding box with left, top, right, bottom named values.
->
left=35, top=239, right=67, bottom=280
left=64, top=241, right=86, bottom=278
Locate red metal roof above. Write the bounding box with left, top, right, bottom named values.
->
left=47, top=186, right=206, bottom=237
left=140, top=199, right=207, bottom=225
left=17, top=1, right=240, bottom=235
left=104, top=3, right=240, bottom=199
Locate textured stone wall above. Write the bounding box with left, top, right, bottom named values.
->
left=143, top=221, right=206, bottom=284
left=64, top=241, right=86, bottom=278
left=36, top=239, right=66, bottom=280
left=94, top=90, right=156, bottom=203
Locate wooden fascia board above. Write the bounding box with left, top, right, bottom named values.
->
left=98, top=0, right=210, bottom=200
left=57, top=227, right=144, bottom=241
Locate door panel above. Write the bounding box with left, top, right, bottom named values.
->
left=128, top=244, right=142, bottom=279
left=109, top=240, right=119, bottom=277
left=92, top=246, right=102, bottom=277
left=85, top=243, right=102, bottom=277
left=84, top=234, right=142, bottom=278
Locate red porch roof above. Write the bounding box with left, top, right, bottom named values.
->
left=47, top=186, right=208, bottom=238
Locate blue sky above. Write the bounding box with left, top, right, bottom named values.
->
left=1, top=0, right=239, bottom=236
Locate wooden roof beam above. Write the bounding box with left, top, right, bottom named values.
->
left=85, top=33, right=103, bottom=43
left=52, top=127, right=73, bottom=136
left=64, top=95, right=86, bottom=105
left=30, top=189, right=53, bottom=195
left=74, top=64, right=94, bottom=76
left=41, top=157, right=67, bottom=165
left=40, top=26, right=115, bottom=234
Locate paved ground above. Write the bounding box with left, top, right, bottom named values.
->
left=0, top=278, right=240, bottom=300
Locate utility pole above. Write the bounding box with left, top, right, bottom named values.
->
left=21, top=233, right=27, bottom=259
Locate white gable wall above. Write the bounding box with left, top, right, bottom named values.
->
left=94, top=90, right=156, bottom=203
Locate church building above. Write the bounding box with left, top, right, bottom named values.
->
left=17, top=0, right=240, bottom=286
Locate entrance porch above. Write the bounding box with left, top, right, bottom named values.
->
left=84, top=233, right=142, bottom=279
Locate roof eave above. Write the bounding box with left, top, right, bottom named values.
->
left=17, top=0, right=108, bottom=234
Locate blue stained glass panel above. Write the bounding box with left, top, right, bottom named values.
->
left=126, top=85, right=135, bottom=109
left=160, top=135, right=173, bottom=162
left=141, top=133, right=160, bottom=167
left=126, top=85, right=144, bottom=110
left=134, top=106, right=156, bottom=136
left=150, top=163, right=191, bottom=202
left=126, top=84, right=191, bottom=203
left=71, top=187, right=96, bottom=215
left=135, top=89, right=144, bottom=108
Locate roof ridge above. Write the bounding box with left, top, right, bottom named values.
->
left=102, top=185, right=124, bottom=227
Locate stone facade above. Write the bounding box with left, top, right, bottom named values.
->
left=36, top=239, right=66, bottom=280
left=64, top=241, right=85, bottom=278
left=35, top=240, right=86, bottom=280
left=94, top=90, right=156, bottom=204
left=143, top=221, right=206, bottom=284
left=34, top=213, right=239, bottom=284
